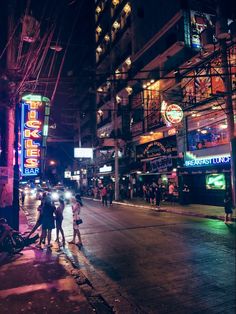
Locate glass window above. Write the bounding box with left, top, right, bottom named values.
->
left=188, top=119, right=228, bottom=151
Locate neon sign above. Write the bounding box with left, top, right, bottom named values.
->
left=184, top=152, right=231, bottom=167
left=161, top=101, right=183, bottom=124
left=21, top=97, right=45, bottom=176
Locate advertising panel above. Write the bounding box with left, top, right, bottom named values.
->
left=74, top=148, right=93, bottom=159
left=205, top=173, right=226, bottom=190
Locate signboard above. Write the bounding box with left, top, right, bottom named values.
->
left=206, top=173, right=226, bottom=190
left=21, top=98, right=44, bottom=176
left=74, top=148, right=93, bottom=159
left=161, top=101, right=183, bottom=124
left=150, top=155, right=173, bottom=173
left=99, top=165, right=112, bottom=173
left=64, top=171, right=71, bottom=178
left=184, top=152, right=231, bottom=167
left=136, top=136, right=177, bottom=160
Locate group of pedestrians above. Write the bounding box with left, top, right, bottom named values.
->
left=143, top=183, right=163, bottom=209
left=100, top=185, right=114, bottom=206
left=27, top=193, right=83, bottom=249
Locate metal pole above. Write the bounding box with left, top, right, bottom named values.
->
left=12, top=102, right=20, bottom=230
left=113, top=77, right=119, bottom=200
left=220, top=39, right=236, bottom=206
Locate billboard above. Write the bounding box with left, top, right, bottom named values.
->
left=74, top=148, right=93, bottom=159
left=21, top=94, right=50, bottom=176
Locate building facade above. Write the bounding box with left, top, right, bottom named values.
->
left=93, top=0, right=236, bottom=205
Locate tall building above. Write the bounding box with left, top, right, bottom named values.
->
left=93, top=0, right=235, bottom=205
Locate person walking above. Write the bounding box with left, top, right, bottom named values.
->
left=28, top=192, right=47, bottom=247
left=40, top=196, right=56, bottom=249
left=55, top=198, right=65, bottom=246
left=69, top=194, right=83, bottom=247
left=155, top=184, right=162, bottom=210
left=224, top=191, right=233, bottom=224
left=108, top=185, right=114, bottom=206
left=101, top=186, right=108, bottom=206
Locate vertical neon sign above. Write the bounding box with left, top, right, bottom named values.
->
left=21, top=95, right=46, bottom=176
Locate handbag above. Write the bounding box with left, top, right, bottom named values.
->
left=76, top=218, right=83, bottom=225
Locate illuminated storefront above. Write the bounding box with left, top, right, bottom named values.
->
left=178, top=148, right=231, bottom=206
left=20, top=94, right=50, bottom=177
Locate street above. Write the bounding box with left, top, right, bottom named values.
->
left=22, top=196, right=236, bottom=314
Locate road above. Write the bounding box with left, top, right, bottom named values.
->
left=23, top=196, right=236, bottom=314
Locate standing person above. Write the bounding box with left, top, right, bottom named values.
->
left=168, top=182, right=175, bottom=204
left=40, top=196, right=56, bottom=249
left=21, top=190, right=25, bottom=205
left=101, top=186, right=108, bottom=206
left=55, top=198, right=65, bottom=246
left=69, top=194, right=82, bottom=247
left=28, top=192, right=47, bottom=244
left=155, top=184, right=162, bottom=210
left=108, top=185, right=114, bottom=206
left=149, top=183, right=155, bottom=205
left=143, top=184, right=147, bottom=201
left=224, top=191, right=233, bottom=224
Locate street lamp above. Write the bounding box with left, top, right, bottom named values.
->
left=49, top=160, right=56, bottom=166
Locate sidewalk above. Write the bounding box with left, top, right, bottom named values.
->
left=0, top=210, right=93, bottom=314
left=85, top=197, right=236, bottom=222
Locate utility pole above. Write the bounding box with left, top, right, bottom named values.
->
left=220, top=40, right=236, bottom=206
left=112, top=76, right=120, bottom=201
left=217, top=1, right=236, bottom=206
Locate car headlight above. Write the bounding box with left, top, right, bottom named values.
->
left=64, top=191, right=72, bottom=199
left=52, top=192, right=59, bottom=201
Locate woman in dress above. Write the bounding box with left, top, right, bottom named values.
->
left=69, top=194, right=82, bottom=247
left=55, top=198, right=65, bottom=246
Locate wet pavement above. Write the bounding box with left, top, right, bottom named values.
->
left=0, top=208, right=93, bottom=314
left=13, top=197, right=236, bottom=313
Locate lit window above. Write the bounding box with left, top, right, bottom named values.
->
left=123, top=3, right=131, bottom=14
left=96, top=6, right=102, bottom=14
left=125, top=57, right=131, bottom=66
left=96, top=26, right=102, bottom=34
left=96, top=46, right=102, bottom=53
left=126, top=86, right=133, bottom=95
left=104, top=34, right=110, bottom=42
left=113, top=21, right=120, bottom=30
left=112, top=0, right=120, bottom=6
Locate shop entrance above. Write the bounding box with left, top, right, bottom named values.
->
left=184, top=172, right=230, bottom=206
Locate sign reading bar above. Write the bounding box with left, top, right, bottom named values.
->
left=184, top=152, right=231, bottom=167
left=21, top=98, right=44, bottom=176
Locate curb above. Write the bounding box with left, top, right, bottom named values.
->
left=82, top=197, right=236, bottom=222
